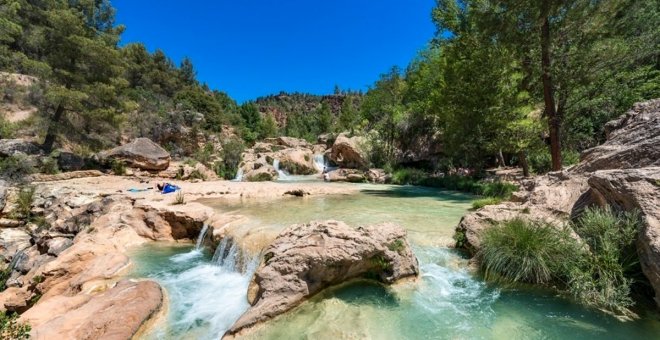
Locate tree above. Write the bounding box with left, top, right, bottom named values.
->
left=179, top=57, right=196, bottom=86
left=258, top=114, right=278, bottom=139
left=338, top=96, right=359, bottom=133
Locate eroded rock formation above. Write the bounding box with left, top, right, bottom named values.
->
left=98, top=137, right=171, bottom=171
left=225, top=220, right=419, bottom=337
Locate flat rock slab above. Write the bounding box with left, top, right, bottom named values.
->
left=225, top=220, right=419, bottom=337
left=24, top=279, right=163, bottom=340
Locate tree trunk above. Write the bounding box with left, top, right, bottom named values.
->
left=540, top=5, right=562, bottom=171
left=497, top=149, right=506, bottom=168
left=519, top=151, right=530, bottom=177
left=42, top=104, right=65, bottom=153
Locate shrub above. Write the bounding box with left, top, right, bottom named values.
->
left=567, top=207, right=642, bottom=316
left=0, top=311, right=31, bottom=339
left=391, top=168, right=427, bottom=185
left=214, top=138, right=245, bottom=179
left=529, top=149, right=581, bottom=174
left=39, top=156, right=59, bottom=174
left=477, top=181, right=518, bottom=199
left=13, top=186, right=35, bottom=220
left=173, top=191, right=185, bottom=205
left=110, top=159, right=126, bottom=175
left=0, top=155, right=35, bottom=182
left=472, top=197, right=502, bottom=210
left=478, top=219, right=576, bottom=284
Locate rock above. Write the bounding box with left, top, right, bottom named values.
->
left=29, top=170, right=104, bottom=182
left=45, top=237, right=73, bottom=256
left=174, top=162, right=218, bottom=181
left=0, top=287, right=32, bottom=313
left=587, top=168, right=660, bottom=307
left=455, top=173, right=588, bottom=252
left=326, top=168, right=365, bottom=183
left=226, top=220, right=418, bottom=337
left=329, top=133, right=368, bottom=169
left=0, top=179, right=8, bottom=211
left=56, top=151, right=85, bottom=172
left=366, top=168, right=390, bottom=184
left=0, top=139, right=42, bottom=157
left=98, top=138, right=171, bottom=171
left=278, top=148, right=317, bottom=175
left=283, top=189, right=309, bottom=197
left=245, top=165, right=278, bottom=182
left=13, top=245, right=54, bottom=275
left=0, top=228, right=31, bottom=262
left=0, top=218, right=21, bottom=228
left=574, top=99, right=660, bottom=172
left=22, top=279, right=163, bottom=340
left=266, top=136, right=311, bottom=149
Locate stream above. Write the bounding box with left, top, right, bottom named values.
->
left=129, top=183, right=660, bottom=339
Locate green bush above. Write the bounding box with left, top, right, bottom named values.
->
left=110, top=159, right=126, bottom=175
left=13, top=186, right=35, bottom=220
left=0, top=155, right=35, bottom=182
left=567, top=207, right=642, bottom=316
left=214, top=138, right=245, bottom=179
left=529, top=149, right=581, bottom=174
left=472, top=197, right=502, bottom=210
left=478, top=219, right=576, bottom=284
left=39, top=156, right=59, bottom=175
left=0, top=311, right=31, bottom=339
left=391, top=168, right=427, bottom=185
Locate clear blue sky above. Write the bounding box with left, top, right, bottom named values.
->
left=113, top=0, right=437, bottom=102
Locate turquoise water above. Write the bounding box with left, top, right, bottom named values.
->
left=129, top=184, right=660, bottom=339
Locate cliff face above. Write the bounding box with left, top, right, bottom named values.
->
left=456, top=99, right=660, bottom=307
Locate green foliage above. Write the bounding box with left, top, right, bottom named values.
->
left=214, top=138, right=245, bottom=179
left=387, top=239, right=405, bottom=253
left=477, top=207, right=644, bottom=316
left=39, top=156, right=59, bottom=175
left=13, top=185, right=35, bottom=220
left=529, top=149, right=581, bottom=174
left=0, top=155, right=35, bottom=182
left=0, top=311, right=31, bottom=340
left=472, top=197, right=502, bottom=210
left=567, top=207, right=642, bottom=315
left=478, top=219, right=576, bottom=284
left=110, top=159, right=126, bottom=176
left=391, top=168, right=427, bottom=185
left=0, top=266, right=11, bottom=292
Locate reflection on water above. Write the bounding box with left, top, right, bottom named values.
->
left=130, top=184, right=660, bottom=339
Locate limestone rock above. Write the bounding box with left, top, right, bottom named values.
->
left=329, top=133, right=368, bottom=169
left=245, top=165, right=278, bottom=182
left=29, top=170, right=104, bottom=182
left=366, top=168, right=390, bottom=184
left=574, top=99, right=660, bottom=172
left=587, top=168, right=660, bottom=307
left=326, top=168, right=365, bottom=183
left=22, top=279, right=163, bottom=340
left=226, top=220, right=418, bottom=337
left=98, top=138, right=171, bottom=171
left=278, top=148, right=316, bottom=175
left=56, top=151, right=85, bottom=172
left=0, top=228, right=31, bottom=262
left=0, top=179, right=8, bottom=212
left=0, top=139, right=42, bottom=157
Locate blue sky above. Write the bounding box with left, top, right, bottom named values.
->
left=113, top=0, right=436, bottom=102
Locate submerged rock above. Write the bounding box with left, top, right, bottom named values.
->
left=225, top=220, right=418, bottom=337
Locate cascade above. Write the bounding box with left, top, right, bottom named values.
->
left=273, top=159, right=289, bottom=179
left=313, top=154, right=325, bottom=172
left=195, top=224, right=209, bottom=250
left=232, top=168, right=244, bottom=182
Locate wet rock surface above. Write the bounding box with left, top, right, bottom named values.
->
left=226, top=220, right=419, bottom=337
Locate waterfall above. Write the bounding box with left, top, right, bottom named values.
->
left=211, top=237, right=258, bottom=274
left=195, top=224, right=209, bottom=250
left=273, top=159, right=289, bottom=179
left=313, top=154, right=325, bottom=173
left=232, top=168, right=244, bottom=182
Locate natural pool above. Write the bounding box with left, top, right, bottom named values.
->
left=129, top=184, right=660, bottom=339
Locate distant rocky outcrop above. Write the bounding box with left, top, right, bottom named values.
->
left=238, top=136, right=325, bottom=181
left=98, top=137, right=171, bottom=171
left=455, top=99, right=660, bottom=307
left=226, top=220, right=418, bottom=337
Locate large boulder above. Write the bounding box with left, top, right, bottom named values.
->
left=264, top=136, right=311, bottom=149
left=226, top=220, right=419, bottom=337
left=0, top=139, right=41, bottom=157
left=329, top=133, right=368, bottom=169
left=277, top=148, right=317, bottom=175
left=245, top=165, right=278, bottom=182
left=326, top=168, right=365, bottom=183
left=574, top=99, right=660, bottom=172
left=0, top=228, right=31, bottom=263
left=22, top=280, right=163, bottom=340
left=587, top=168, right=660, bottom=307
left=98, top=138, right=171, bottom=171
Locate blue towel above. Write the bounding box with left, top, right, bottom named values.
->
left=127, top=188, right=150, bottom=193
left=162, top=184, right=180, bottom=194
